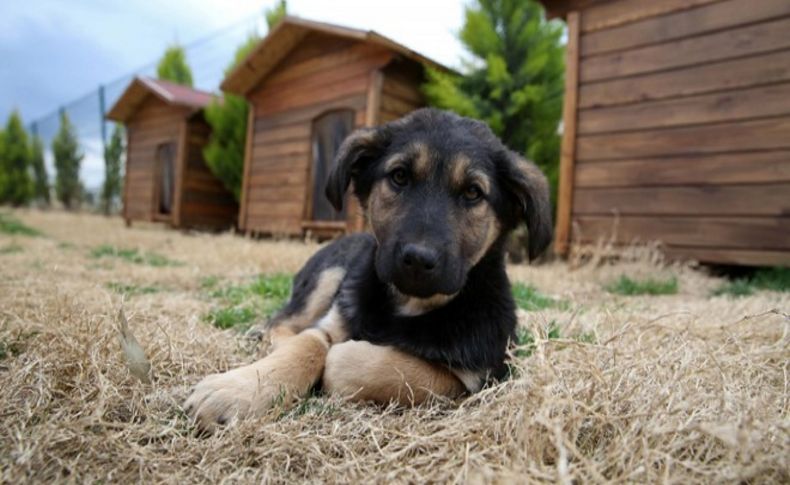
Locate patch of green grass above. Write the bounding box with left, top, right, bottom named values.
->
left=712, top=267, right=790, bottom=297
left=0, top=213, right=42, bottom=237
left=712, top=279, right=755, bottom=297
left=0, top=243, right=23, bottom=254
left=575, top=332, right=597, bottom=344
left=285, top=392, right=337, bottom=419
left=513, top=323, right=561, bottom=359
left=205, top=273, right=293, bottom=330
left=511, top=282, right=566, bottom=311
left=207, top=306, right=258, bottom=330
left=105, top=282, right=163, bottom=296
left=90, top=244, right=182, bottom=267
left=606, top=275, right=679, bottom=296
left=751, top=267, right=790, bottom=292
left=199, top=275, right=220, bottom=290
left=0, top=330, right=37, bottom=360
left=510, top=324, right=596, bottom=381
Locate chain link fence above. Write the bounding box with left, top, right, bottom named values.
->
left=28, top=13, right=267, bottom=197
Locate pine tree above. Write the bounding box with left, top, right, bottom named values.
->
left=0, top=110, right=33, bottom=206
left=423, top=0, right=564, bottom=201
left=30, top=134, right=50, bottom=205
left=203, top=1, right=287, bottom=201
left=157, top=44, right=194, bottom=87
left=52, top=112, right=84, bottom=209
left=265, top=0, right=287, bottom=28
left=101, top=125, right=124, bottom=215
left=203, top=36, right=259, bottom=201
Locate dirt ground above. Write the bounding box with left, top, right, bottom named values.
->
left=1, top=209, right=787, bottom=483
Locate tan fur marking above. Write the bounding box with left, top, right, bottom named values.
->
left=383, top=152, right=407, bottom=173
left=269, top=325, right=296, bottom=349
left=450, top=368, right=486, bottom=392
left=368, top=180, right=399, bottom=242
left=411, top=142, right=433, bottom=181
left=316, top=304, right=349, bottom=344
left=450, top=154, right=472, bottom=189
left=468, top=169, right=491, bottom=194
left=323, top=340, right=465, bottom=406
left=185, top=328, right=330, bottom=429
left=450, top=155, right=491, bottom=194
left=468, top=216, right=501, bottom=266
left=277, top=267, right=346, bottom=333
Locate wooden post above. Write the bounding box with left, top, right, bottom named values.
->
left=555, top=11, right=580, bottom=256
left=350, top=69, right=384, bottom=232
left=98, top=84, right=107, bottom=150
left=173, top=119, right=189, bottom=228
left=122, top=125, right=132, bottom=226
left=238, top=103, right=255, bottom=232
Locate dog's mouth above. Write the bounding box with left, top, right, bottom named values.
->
left=389, top=285, right=459, bottom=316
left=391, top=277, right=450, bottom=299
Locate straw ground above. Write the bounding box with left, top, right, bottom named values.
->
left=1, top=209, right=787, bottom=483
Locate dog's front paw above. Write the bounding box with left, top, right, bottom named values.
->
left=184, top=364, right=283, bottom=427
left=184, top=328, right=331, bottom=429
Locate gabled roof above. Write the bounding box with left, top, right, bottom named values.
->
left=106, top=76, right=215, bottom=123
left=536, top=0, right=603, bottom=19
left=221, top=16, right=451, bottom=96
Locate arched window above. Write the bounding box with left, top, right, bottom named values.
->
left=310, top=109, right=355, bottom=221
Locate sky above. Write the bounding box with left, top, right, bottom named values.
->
left=0, top=0, right=467, bottom=188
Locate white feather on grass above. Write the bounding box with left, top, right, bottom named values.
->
left=116, top=307, right=151, bottom=383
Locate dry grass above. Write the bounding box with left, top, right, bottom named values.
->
left=1, top=209, right=788, bottom=483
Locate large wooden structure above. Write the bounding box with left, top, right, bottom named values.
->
left=541, top=0, right=790, bottom=266
left=222, top=17, right=447, bottom=237
left=107, top=77, right=237, bottom=229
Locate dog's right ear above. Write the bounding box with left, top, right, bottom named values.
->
left=325, top=127, right=389, bottom=211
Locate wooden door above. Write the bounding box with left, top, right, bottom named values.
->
left=310, top=109, right=355, bottom=222
left=155, top=141, right=176, bottom=218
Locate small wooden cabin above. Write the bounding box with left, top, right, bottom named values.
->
left=540, top=0, right=790, bottom=266
left=222, top=17, right=447, bottom=237
left=107, top=77, right=238, bottom=229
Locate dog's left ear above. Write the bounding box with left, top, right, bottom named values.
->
left=326, top=127, right=389, bottom=211
left=499, top=150, right=553, bottom=260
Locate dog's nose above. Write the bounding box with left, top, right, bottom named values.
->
left=401, top=244, right=439, bottom=272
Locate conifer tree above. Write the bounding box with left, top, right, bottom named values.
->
left=52, top=112, right=84, bottom=209
left=101, top=125, right=124, bottom=215
left=0, top=110, right=33, bottom=206
left=157, top=44, right=194, bottom=86
left=423, top=0, right=564, bottom=201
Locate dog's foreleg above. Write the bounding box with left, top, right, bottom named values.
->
left=184, top=328, right=330, bottom=428
left=323, top=340, right=465, bottom=405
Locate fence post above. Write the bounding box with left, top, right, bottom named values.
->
left=98, top=84, right=107, bottom=152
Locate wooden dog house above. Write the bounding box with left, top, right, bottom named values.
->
left=541, top=0, right=790, bottom=266
left=222, top=17, right=448, bottom=237
left=107, top=77, right=238, bottom=229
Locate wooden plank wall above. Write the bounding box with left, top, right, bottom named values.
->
left=379, top=61, right=425, bottom=123
left=123, top=96, right=184, bottom=222
left=179, top=116, right=238, bottom=229
left=568, top=0, right=790, bottom=265
left=241, top=32, right=393, bottom=235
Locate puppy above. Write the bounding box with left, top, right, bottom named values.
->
left=184, top=108, right=552, bottom=427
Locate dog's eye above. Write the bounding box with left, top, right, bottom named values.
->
left=462, top=185, right=483, bottom=203
left=389, top=168, right=409, bottom=188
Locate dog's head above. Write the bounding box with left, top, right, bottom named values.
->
left=326, top=108, right=552, bottom=298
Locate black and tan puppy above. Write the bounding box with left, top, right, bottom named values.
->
left=185, top=108, right=552, bottom=426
